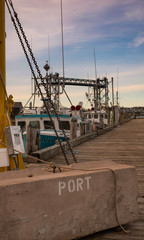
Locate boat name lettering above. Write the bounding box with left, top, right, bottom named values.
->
left=58, top=176, right=91, bottom=196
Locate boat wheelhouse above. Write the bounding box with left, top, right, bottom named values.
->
left=82, top=110, right=108, bottom=129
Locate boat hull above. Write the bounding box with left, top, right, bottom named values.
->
left=23, top=130, right=70, bottom=151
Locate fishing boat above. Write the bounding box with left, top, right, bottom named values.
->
left=82, top=109, right=108, bottom=130
left=15, top=104, right=86, bottom=151
left=15, top=96, right=90, bottom=151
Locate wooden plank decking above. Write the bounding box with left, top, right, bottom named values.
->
left=52, top=119, right=144, bottom=240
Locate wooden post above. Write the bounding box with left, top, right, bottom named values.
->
left=70, top=120, right=77, bottom=140
left=26, top=126, right=40, bottom=154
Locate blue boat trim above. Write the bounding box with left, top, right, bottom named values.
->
left=22, top=132, right=69, bottom=150
left=40, top=135, right=67, bottom=149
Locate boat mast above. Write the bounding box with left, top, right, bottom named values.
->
left=93, top=47, right=98, bottom=111
left=60, top=0, right=65, bottom=80
left=116, top=68, right=119, bottom=106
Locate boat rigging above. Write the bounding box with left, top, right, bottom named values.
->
left=4, top=0, right=78, bottom=165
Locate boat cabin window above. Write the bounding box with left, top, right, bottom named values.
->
left=29, top=121, right=40, bottom=129
left=18, top=121, right=26, bottom=131
left=89, top=114, right=92, bottom=119
left=84, top=114, right=88, bottom=119
left=44, top=120, right=54, bottom=129
left=59, top=121, right=70, bottom=130
left=100, top=114, right=103, bottom=119
left=94, top=114, right=98, bottom=119
left=105, top=114, right=107, bottom=119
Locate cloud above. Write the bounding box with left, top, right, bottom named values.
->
left=119, top=84, right=144, bottom=93
left=132, top=33, right=144, bottom=47
left=117, top=65, right=144, bottom=78
left=4, top=0, right=144, bottom=108
left=7, top=85, right=31, bottom=103
left=5, top=0, right=130, bottom=60
left=125, top=5, right=144, bottom=21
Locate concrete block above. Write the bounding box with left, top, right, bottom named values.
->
left=0, top=160, right=138, bottom=240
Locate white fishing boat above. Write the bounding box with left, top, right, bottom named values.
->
left=16, top=112, right=83, bottom=149
left=15, top=104, right=86, bottom=151
left=82, top=109, right=108, bottom=130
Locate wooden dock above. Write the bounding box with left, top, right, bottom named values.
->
left=51, top=119, right=144, bottom=240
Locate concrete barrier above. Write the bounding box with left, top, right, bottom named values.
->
left=0, top=160, right=138, bottom=240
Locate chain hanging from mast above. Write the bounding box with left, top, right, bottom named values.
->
left=5, top=0, right=77, bottom=164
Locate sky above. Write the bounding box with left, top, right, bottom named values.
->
left=5, top=0, right=144, bottom=108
